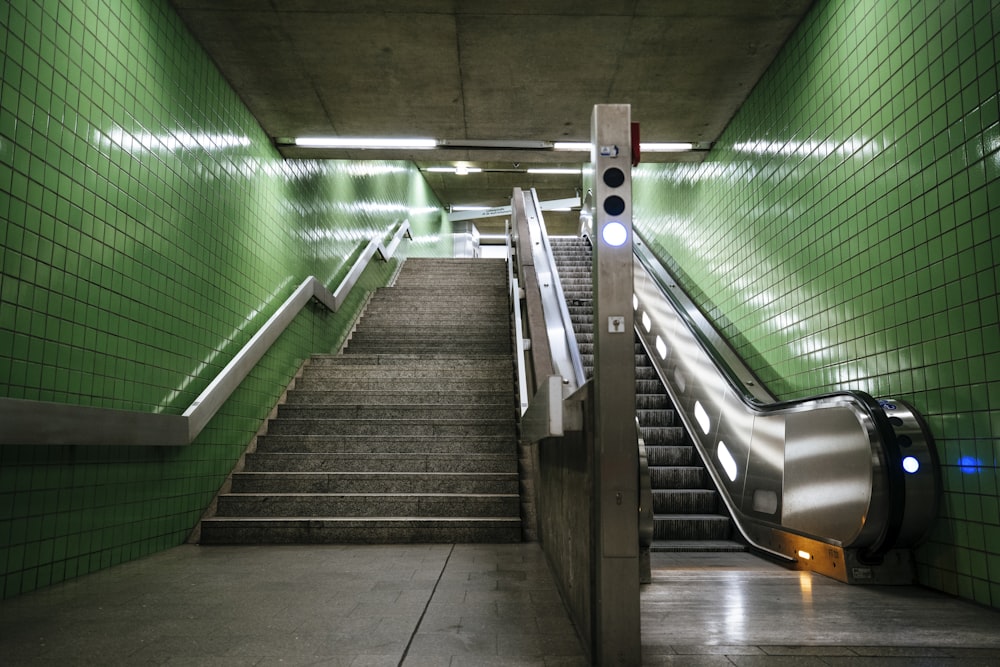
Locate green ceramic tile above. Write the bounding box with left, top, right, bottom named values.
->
left=633, top=0, right=1000, bottom=610
left=1, top=0, right=446, bottom=601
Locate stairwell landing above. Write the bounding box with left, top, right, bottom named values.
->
left=200, top=258, right=522, bottom=544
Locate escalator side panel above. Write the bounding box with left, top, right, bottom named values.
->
left=783, top=407, right=873, bottom=545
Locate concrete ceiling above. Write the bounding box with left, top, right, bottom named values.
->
left=169, top=1, right=812, bottom=232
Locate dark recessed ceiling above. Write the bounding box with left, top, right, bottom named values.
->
left=169, top=1, right=813, bottom=232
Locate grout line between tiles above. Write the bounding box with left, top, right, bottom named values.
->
left=398, top=543, right=455, bottom=666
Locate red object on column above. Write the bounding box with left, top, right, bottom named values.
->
left=631, top=122, right=641, bottom=166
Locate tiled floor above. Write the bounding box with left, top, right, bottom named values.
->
left=0, top=543, right=585, bottom=666
left=642, top=551, right=1000, bottom=666
left=2, top=544, right=1000, bottom=665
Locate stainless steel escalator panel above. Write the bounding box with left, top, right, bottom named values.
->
left=782, top=406, right=874, bottom=545
left=630, top=242, right=938, bottom=566
left=742, top=413, right=784, bottom=521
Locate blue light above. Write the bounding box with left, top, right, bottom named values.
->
left=902, top=456, right=920, bottom=474
left=958, top=456, right=982, bottom=474
left=602, top=221, right=628, bottom=247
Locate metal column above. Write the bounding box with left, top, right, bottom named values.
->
left=590, top=104, right=640, bottom=665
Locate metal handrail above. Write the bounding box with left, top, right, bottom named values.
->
left=0, top=220, right=412, bottom=446
left=506, top=224, right=530, bottom=415
left=514, top=187, right=591, bottom=443
left=522, top=188, right=588, bottom=392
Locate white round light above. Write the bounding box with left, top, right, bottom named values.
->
left=602, top=221, right=628, bottom=247
left=902, top=456, right=920, bottom=474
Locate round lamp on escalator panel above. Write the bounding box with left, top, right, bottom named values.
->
left=602, top=221, right=628, bottom=247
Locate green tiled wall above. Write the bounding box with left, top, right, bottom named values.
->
left=634, top=0, right=999, bottom=607
left=0, top=0, right=448, bottom=599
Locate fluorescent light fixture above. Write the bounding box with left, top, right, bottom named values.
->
left=553, top=141, right=695, bottom=152
left=425, top=166, right=482, bottom=174
left=294, top=137, right=437, bottom=149
left=641, top=142, right=695, bottom=152
left=527, top=168, right=581, bottom=175
left=451, top=205, right=492, bottom=211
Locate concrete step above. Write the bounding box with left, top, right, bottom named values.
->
left=275, top=404, right=514, bottom=421
left=360, top=303, right=508, bottom=313
left=283, top=391, right=512, bottom=405
left=360, top=305, right=509, bottom=315
left=341, top=344, right=511, bottom=356
left=231, top=471, right=518, bottom=494
left=364, top=295, right=508, bottom=305
left=308, top=354, right=511, bottom=367
left=294, top=377, right=513, bottom=392
left=347, top=333, right=510, bottom=347
left=300, top=364, right=512, bottom=379
left=265, top=418, right=514, bottom=437
left=200, top=257, right=522, bottom=546
left=244, top=452, right=517, bottom=473
left=348, top=325, right=510, bottom=338
left=255, top=434, right=515, bottom=454
left=199, top=517, right=522, bottom=544
left=215, top=492, right=520, bottom=518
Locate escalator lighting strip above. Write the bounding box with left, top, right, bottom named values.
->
left=633, top=294, right=639, bottom=310
left=797, top=550, right=813, bottom=560
left=717, top=440, right=738, bottom=482
left=655, top=336, right=667, bottom=359
left=642, top=311, right=651, bottom=332
left=694, top=401, right=711, bottom=434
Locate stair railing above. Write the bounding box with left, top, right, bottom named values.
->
left=506, top=223, right=530, bottom=415
left=630, top=231, right=940, bottom=581
left=0, top=220, right=412, bottom=447
left=512, top=187, right=589, bottom=442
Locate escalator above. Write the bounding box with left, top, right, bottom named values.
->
left=513, top=186, right=940, bottom=584
left=549, top=236, right=744, bottom=552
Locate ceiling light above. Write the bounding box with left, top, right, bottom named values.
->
left=553, top=141, right=696, bottom=153
left=294, top=137, right=437, bottom=149
left=640, top=142, right=695, bottom=152
left=451, top=205, right=492, bottom=211
left=527, top=168, right=581, bottom=175
left=424, top=166, right=483, bottom=174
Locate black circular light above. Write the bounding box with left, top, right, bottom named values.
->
left=603, top=195, right=625, bottom=216
left=603, top=167, right=625, bottom=188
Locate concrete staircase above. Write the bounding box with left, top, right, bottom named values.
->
left=548, top=237, right=743, bottom=552
left=200, top=258, right=522, bottom=544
